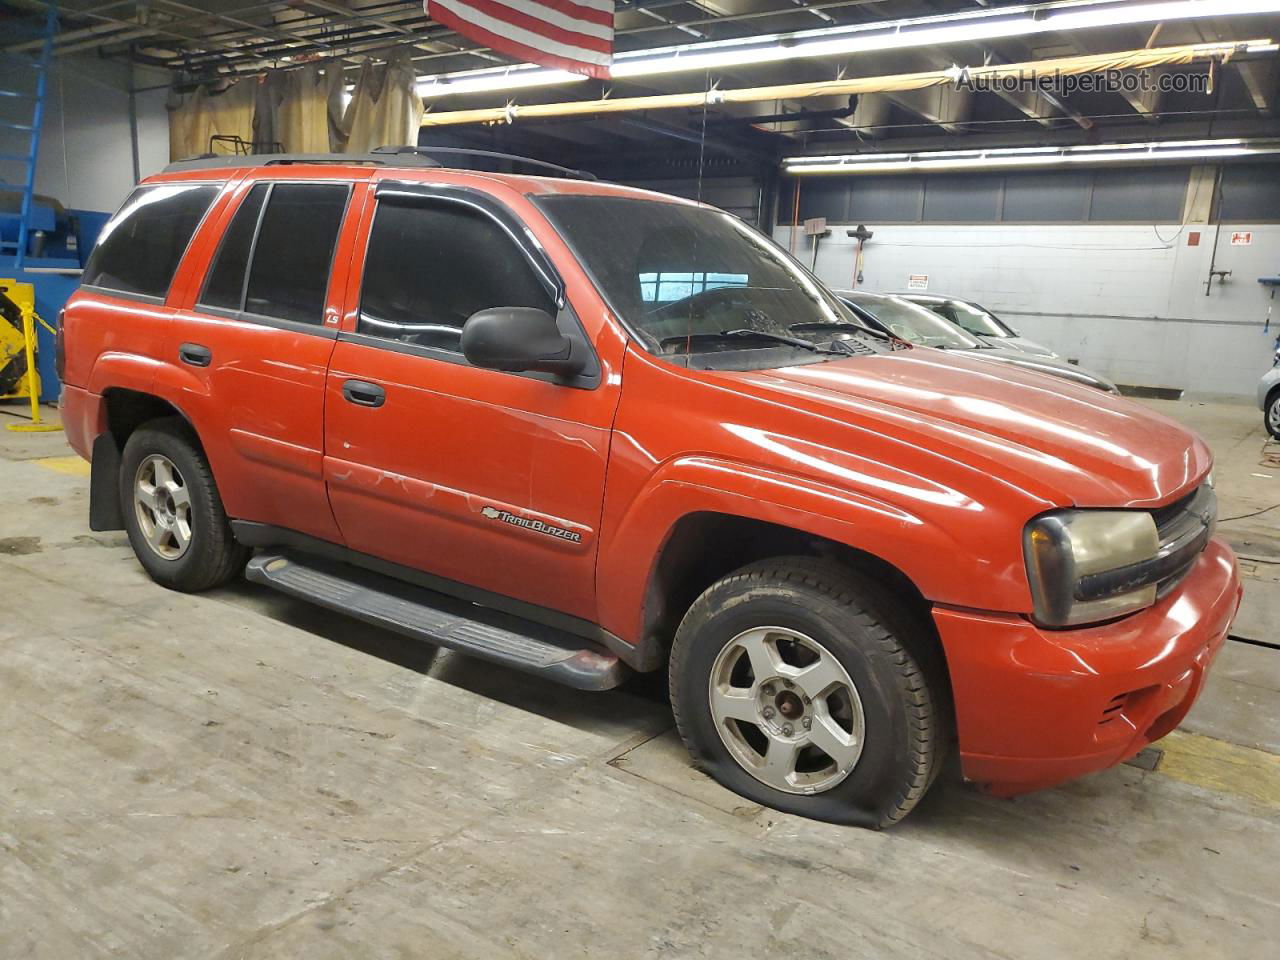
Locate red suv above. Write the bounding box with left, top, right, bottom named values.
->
left=59, top=148, right=1241, bottom=827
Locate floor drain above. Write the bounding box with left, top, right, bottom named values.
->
left=1125, top=747, right=1164, bottom=772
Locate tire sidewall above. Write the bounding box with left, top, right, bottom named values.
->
left=672, top=580, right=920, bottom=826
left=120, top=424, right=222, bottom=588
left=1268, top=391, right=1280, bottom=440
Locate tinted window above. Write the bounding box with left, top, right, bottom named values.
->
left=83, top=183, right=217, bottom=298
left=243, top=183, right=348, bottom=324
left=358, top=199, right=554, bottom=352
left=199, top=183, right=268, bottom=312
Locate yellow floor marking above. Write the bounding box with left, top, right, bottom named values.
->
left=30, top=456, right=90, bottom=477
left=1157, top=729, right=1280, bottom=809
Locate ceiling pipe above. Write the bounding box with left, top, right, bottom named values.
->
left=418, top=40, right=1267, bottom=127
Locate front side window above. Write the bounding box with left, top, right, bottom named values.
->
left=536, top=194, right=886, bottom=370
left=358, top=198, right=555, bottom=353
left=83, top=183, right=218, bottom=299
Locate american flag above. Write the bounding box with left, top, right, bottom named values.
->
left=425, top=1, right=614, bottom=80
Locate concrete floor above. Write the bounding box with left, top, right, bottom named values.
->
left=0, top=398, right=1277, bottom=959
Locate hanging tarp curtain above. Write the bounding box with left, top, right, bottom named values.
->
left=418, top=39, right=1253, bottom=127
left=167, top=53, right=422, bottom=160
left=341, top=51, right=424, bottom=154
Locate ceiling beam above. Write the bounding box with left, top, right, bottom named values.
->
left=1235, top=58, right=1276, bottom=116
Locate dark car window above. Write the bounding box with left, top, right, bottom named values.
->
left=358, top=198, right=555, bottom=353
left=83, top=183, right=218, bottom=299
left=242, top=183, right=349, bottom=325
left=199, top=183, right=269, bottom=312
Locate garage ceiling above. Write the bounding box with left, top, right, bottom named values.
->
left=4, top=1, right=1279, bottom=176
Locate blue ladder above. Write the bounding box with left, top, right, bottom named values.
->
left=0, top=2, right=57, bottom=271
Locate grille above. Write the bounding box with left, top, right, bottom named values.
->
left=1074, top=483, right=1216, bottom=603
left=1150, top=484, right=1217, bottom=598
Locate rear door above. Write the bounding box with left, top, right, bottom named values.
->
left=323, top=182, right=620, bottom=622
left=168, top=175, right=361, bottom=542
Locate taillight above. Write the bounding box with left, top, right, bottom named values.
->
left=54, top=308, right=65, bottom=383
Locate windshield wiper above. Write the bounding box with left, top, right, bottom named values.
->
left=789, top=320, right=912, bottom=350
left=659, top=329, right=843, bottom=355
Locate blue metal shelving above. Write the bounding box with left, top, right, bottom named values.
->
left=0, top=2, right=57, bottom=271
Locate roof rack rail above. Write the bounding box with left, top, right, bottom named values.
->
left=162, top=151, right=443, bottom=173
left=371, top=145, right=597, bottom=181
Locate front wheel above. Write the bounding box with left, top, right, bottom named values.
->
left=1266, top=389, right=1280, bottom=440
left=119, top=418, right=248, bottom=592
left=669, top=557, right=949, bottom=828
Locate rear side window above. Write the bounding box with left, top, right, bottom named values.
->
left=200, top=183, right=268, bottom=312
left=358, top=199, right=554, bottom=352
left=83, top=183, right=217, bottom=299
left=243, top=183, right=349, bottom=325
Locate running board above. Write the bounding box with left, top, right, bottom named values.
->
left=245, top=553, right=630, bottom=691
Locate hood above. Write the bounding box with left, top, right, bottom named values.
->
left=966, top=346, right=1117, bottom=393
left=978, top=333, right=1058, bottom=358
left=732, top=347, right=1209, bottom=509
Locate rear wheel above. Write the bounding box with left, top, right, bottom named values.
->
left=669, top=557, right=949, bottom=828
left=120, top=419, right=248, bottom=591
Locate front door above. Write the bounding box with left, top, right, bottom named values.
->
left=323, top=184, right=620, bottom=622
left=169, top=177, right=357, bottom=542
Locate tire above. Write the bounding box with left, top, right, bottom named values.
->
left=669, top=557, right=949, bottom=828
left=119, top=417, right=248, bottom=592
left=1266, top=388, right=1280, bottom=440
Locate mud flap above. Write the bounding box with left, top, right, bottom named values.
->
left=89, top=433, right=124, bottom=531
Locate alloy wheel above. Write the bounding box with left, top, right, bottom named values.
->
left=708, top=626, right=866, bottom=795
left=133, top=454, right=193, bottom=560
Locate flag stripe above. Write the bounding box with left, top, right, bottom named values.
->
left=519, top=0, right=613, bottom=30
left=429, top=13, right=612, bottom=78
left=437, top=0, right=611, bottom=48
left=432, top=0, right=612, bottom=61
left=426, top=0, right=613, bottom=78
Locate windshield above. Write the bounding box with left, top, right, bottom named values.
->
left=844, top=293, right=983, bottom=350
left=535, top=194, right=886, bottom=370
left=945, top=300, right=1012, bottom=339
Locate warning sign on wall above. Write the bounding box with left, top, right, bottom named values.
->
left=907, top=274, right=929, bottom=290
left=1230, top=231, right=1253, bottom=246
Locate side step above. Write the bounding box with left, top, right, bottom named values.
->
left=245, top=553, right=630, bottom=691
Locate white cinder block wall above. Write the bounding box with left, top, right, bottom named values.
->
left=0, top=55, right=169, bottom=214
left=773, top=221, right=1280, bottom=398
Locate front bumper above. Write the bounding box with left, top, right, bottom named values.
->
left=933, top=537, right=1241, bottom=796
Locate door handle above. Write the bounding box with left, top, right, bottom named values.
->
left=342, top=380, right=386, bottom=408
left=179, top=343, right=212, bottom=367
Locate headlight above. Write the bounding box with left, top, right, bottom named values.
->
left=1024, top=510, right=1159, bottom=627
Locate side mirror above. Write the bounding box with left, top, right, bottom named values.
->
left=461, top=306, right=585, bottom=378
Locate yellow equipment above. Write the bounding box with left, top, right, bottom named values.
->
left=1, top=278, right=60, bottom=433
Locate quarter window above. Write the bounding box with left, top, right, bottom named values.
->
left=199, top=183, right=268, bottom=312
left=358, top=198, right=555, bottom=353
left=83, top=183, right=217, bottom=299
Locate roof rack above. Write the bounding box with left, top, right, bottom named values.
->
left=163, top=146, right=597, bottom=181
left=370, top=145, right=597, bottom=181
left=163, top=151, right=444, bottom=173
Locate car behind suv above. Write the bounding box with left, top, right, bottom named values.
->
left=59, top=149, right=1241, bottom=827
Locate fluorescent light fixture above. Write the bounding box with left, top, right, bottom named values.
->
left=417, top=0, right=1280, bottom=94
left=418, top=66, right=588, bottom=98
left=783, top=139, right=1280, bottom=174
